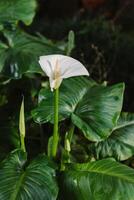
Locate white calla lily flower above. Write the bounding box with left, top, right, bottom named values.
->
left=39, top=54, right=89, bottom=91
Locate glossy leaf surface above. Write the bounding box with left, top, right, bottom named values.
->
left=0, top=150, right=58, bottom=200
left=91, top=112, right=134, bottom=160
left=59, top=158, right=134, bottom=200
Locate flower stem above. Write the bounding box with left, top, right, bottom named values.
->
left=52, top=88, right=59, bottom=158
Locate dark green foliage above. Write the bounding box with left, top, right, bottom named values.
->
left=91, top=112, right=134, bottom=161
left=0, top=150, right=58, bottom=200
left=59, top=159, right=134, bottom=200
left=0, top=29, right=63, bottom=78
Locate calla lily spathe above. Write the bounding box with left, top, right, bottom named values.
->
left=39, top=54, right=89, bottom=91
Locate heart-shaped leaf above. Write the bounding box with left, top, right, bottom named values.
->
left=32, top=77, right=124, bottom=141
left=59, top=159, right=134, bottom=200
left=0, top=149, right=58, bottom=200
left=91, top=112, right=134, bottom=161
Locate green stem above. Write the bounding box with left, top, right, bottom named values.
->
left=51, top=88, right=59, bottom=158
left=20, top=135, right=26, bottom=152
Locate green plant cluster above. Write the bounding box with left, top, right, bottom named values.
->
left=1, top=1, right=134, bottom=199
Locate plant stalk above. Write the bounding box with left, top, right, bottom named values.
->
left=51, top=88, right=59, bottom=158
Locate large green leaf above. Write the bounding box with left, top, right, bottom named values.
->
left=32, top=77, right=124, bottom=141
left=0, top=0, right=37, bottom=25
left=32, top=77, right=96, bottom=123
left=71, top=83, right=124, bottom=141
left=0, top=150, right=58, bottom=199
left=0, top=30, right=63, bottom=77
left=91, top=112, right=134, bottom=161
left=59, top=159, right=134, bottom=200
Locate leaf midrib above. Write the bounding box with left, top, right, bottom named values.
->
left=10, top=171, right=26, bottom=200
left=73, top=87, right=90, bottom=113
left=72, top=162, right=134, bottom=183
left=113, top=120, right=134, bottom=131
